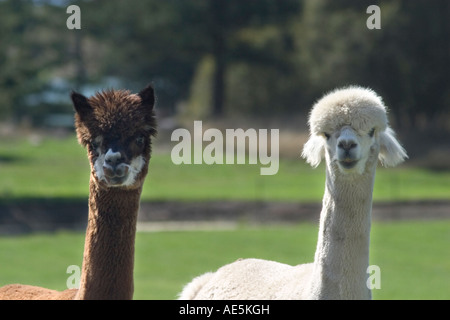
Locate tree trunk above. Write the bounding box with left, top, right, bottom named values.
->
left=210, top=1, right=227, bottom=117
left=74, top=31, right=86, bottom=91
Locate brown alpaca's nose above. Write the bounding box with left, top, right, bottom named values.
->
left=104, top=149, right=125, bottom=166
left=103, top=149, right=128, bottom=178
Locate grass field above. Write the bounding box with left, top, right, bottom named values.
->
left=0, top=135, right=449, bottom=202
left=0, top=135, right=449, bottom=300
left=0, top=221, right=449, bottom=300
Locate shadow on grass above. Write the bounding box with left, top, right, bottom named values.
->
left=0, top=154, right=27, bottom=164
left=0, top=197, right=88, bottom=235
left=1, top=196, right=450, bottom=236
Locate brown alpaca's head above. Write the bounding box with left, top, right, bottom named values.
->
left=71, top=85, right=157, bottom=189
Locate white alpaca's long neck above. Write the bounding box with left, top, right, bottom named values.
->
left=309, top=161, right=376, bottom=300
left=75, top=178, right=142, bottom=300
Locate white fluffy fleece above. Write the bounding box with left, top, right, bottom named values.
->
left=179, top=86, right=407, bottom=300
left=303, top=86, right=407, bottom=168
left=308, top=86, right=387, bottom=135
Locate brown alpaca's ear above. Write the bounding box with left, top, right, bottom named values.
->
left=138, top=84, right=155, bottom=110
left=71, top=91, right=92, bottom=117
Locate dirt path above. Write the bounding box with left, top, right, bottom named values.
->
left=1, top=199, right=449, bottom=234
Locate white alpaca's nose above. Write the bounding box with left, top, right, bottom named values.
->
left=338, top=140, right=357, bottom=152
left=337, top=127, right=358, bottom=154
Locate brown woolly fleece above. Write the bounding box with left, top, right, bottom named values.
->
left=0, top=85, right=157, bottom=300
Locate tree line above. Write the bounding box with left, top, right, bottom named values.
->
left=0, top=0, right=448, bottom=132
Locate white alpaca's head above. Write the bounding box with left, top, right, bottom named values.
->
left=302, top=86, right=407, bottom=174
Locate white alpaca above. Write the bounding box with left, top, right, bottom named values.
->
left=179, top=86, right=407, bottom=300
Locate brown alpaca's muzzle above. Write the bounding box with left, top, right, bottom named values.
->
left=103, top=162, right=130, bottom=186
left=101, top=149, right=129, bottom=186
left=93, top=147, right=145, bottom=188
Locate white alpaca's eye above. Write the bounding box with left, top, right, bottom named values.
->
left=369, top=128, right=375, bottom=137
left=324, top=132, right=330, bottom=140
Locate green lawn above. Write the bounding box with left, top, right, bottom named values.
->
left=0, top=135, right=449, bottom=300
left=0, top=135, right=449, bottom=202
left=0, top=221, right=449, bottom=299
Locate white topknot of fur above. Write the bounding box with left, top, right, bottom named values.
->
left=308, top=86, right=388, bottom=135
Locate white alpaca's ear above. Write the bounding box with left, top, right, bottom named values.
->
left=302, top=135, right=325, bottom=168
left=378, top=127, right=408, bottom=167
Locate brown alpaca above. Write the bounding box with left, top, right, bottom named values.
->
left=0, top=85, right=157, bottom=300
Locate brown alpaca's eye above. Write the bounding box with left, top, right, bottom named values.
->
left=90, top=141, right=100, bottom=151
left=89, top=136, right=103, bottom=151
left=136, top=136, right=145, bottom=146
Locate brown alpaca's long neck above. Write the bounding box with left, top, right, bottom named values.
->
left=75, top=179, right=142, bottom=300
